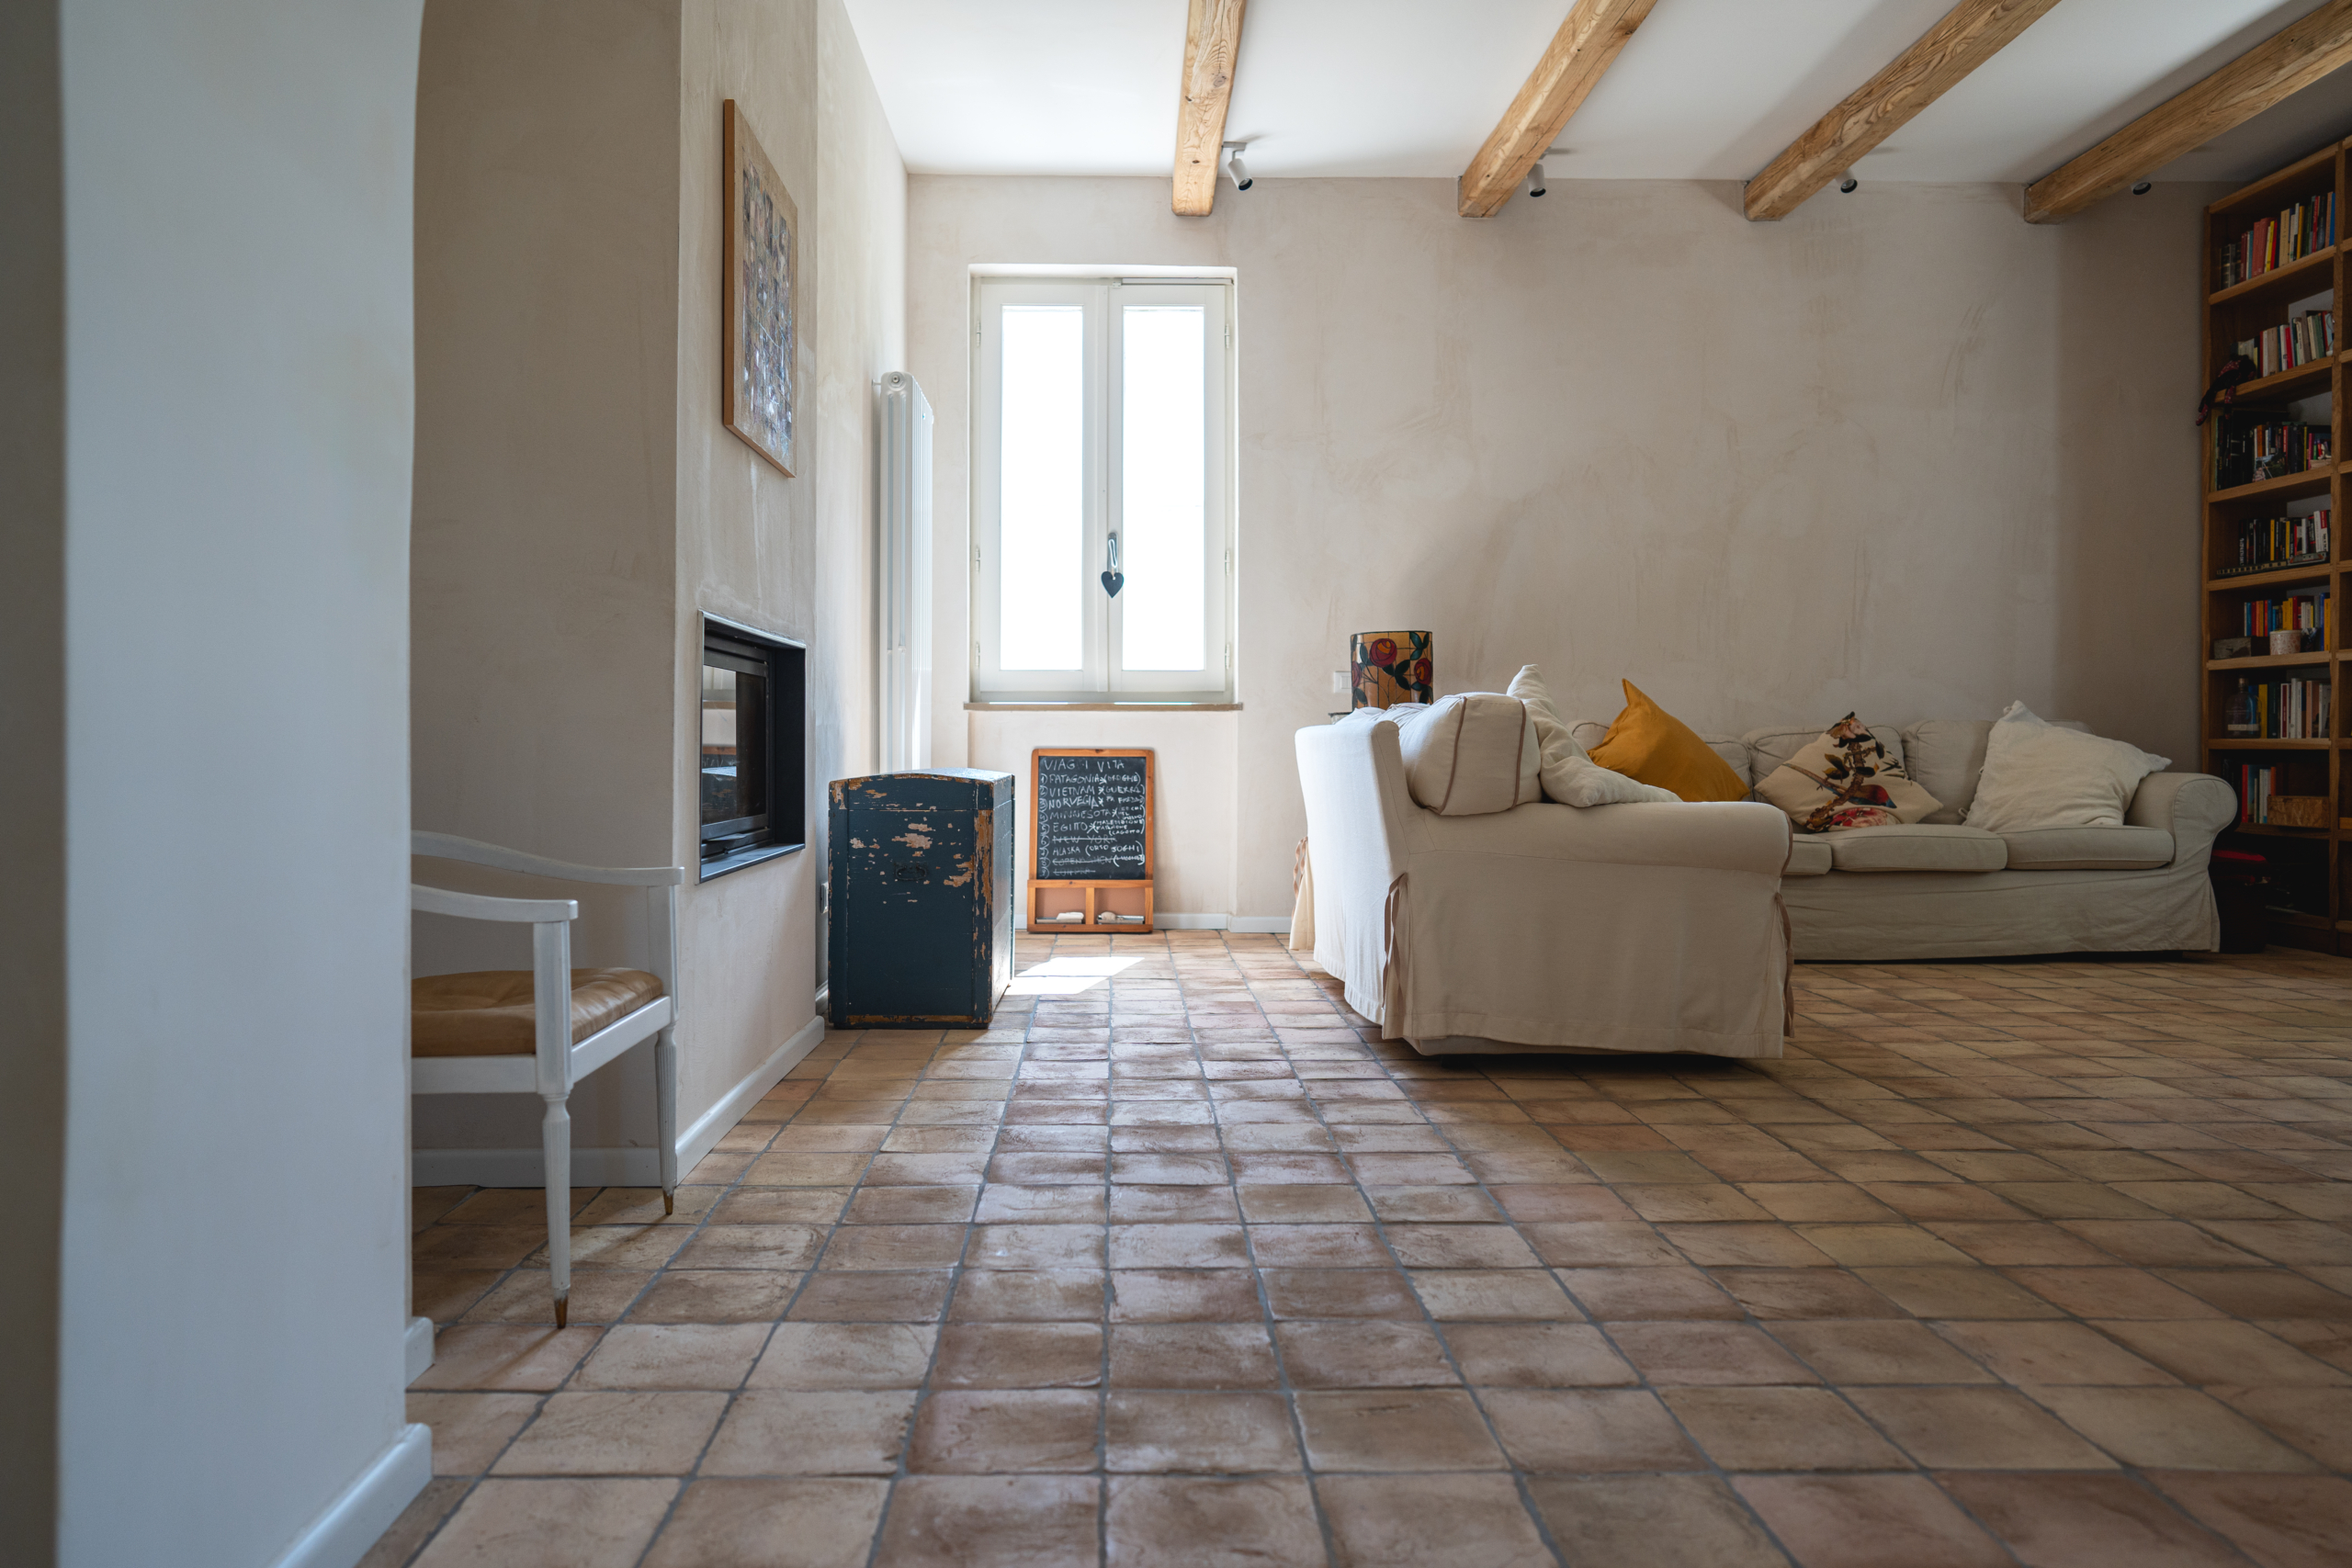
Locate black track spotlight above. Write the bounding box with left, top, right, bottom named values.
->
left=2131, top=180, right=2153, bottom=195
left=1527, top=161, right=1547, bottom=198
left=1838, top=175, right=1859, bottom=195
left=1224, top=141, right=1252, bottom=191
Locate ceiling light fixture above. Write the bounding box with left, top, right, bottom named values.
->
left=1838, top=176, right=1860, bottom=194
left=1223, top=141, right=1252, bottom=192
left=1527, top=161, right=1547, bottom=198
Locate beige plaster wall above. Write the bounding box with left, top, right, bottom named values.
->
left=910, top=175, right=2211, bottom=920
left=673, top=0, right=906, bottom=1119
left=413, top=0, right=903, bottom=1157
left=968, top=710, right=1239, bottom=919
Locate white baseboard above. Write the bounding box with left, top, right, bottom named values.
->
left=412, top=1012, right=827, bottom=1189
left=674, top=1010, right=825, bottom=1175
left=405, top=1315, right=434, bottom=1386
left=1123, top=913, right=1293, bottom=933
left=270, top=1422, right=430, bottom=1568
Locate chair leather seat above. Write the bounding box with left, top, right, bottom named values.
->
left=412, top=968, right=665, bottom=1057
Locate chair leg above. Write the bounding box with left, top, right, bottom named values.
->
left=541, top=1091, right=571, bottom=1328
left=655, top=1023, right=679, bottom=1215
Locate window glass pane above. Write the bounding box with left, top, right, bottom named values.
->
left=700, top=660, right=765, bottom=829
left=1120, top=304, right=1205, bottom=671
left=999, top=305, right=1086, bottom=671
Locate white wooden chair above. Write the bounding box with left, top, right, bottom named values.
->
left=409, top=831, right=684, bottom=1327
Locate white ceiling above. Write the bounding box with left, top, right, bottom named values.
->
left=842, top=0, right=2352, bottom=192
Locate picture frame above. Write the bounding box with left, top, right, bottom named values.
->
left=721, top=100, right=797, bottom=478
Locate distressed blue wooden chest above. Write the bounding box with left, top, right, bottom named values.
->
left=827, top=770, right=1014, bottom=1028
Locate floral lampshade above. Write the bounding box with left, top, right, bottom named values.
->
left=1351, top=631, right=1432, bottom=709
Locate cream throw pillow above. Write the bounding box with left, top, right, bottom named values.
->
left=1506, top=665, right=1678, bottom=807
left=1963, top=702, right=2169, bottom=832
left=1755, top=714, right=1942, bottom=832
left=1391, top=693, right=1541, bottom=816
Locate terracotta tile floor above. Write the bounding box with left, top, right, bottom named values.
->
left=373, top=935, right=2352, bottom=1567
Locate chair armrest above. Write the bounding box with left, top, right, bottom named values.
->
left=413, top=830, right=685, bottom=887
left=412, top=883, right=579, bottom=923
left=2125, top=773, right=2236, bottom=867
left=1421, top=799, right=1793, bottom=877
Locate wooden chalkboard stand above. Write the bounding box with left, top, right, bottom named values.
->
left=1028, top=748, right=1155, bottom=934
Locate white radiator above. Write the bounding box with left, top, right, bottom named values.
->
left=876, top=371, right=933, bottom=772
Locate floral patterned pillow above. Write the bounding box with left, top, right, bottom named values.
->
left=1755, top=715, right=1942, bottom=833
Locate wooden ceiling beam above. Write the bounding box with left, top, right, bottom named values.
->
left=2024, top=0, right=2352, bottom=224
left=1458, top=0, right=1659, bottom=219
left=1744, top=0, right=2061, bottom=222
left=1173, top=0, right=1249, bottom=217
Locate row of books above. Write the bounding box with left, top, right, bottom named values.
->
left=2222, top=510, right=2332, bottom=576
left=2224, top=677, right=2331, bottom=740
left=2234, top=764, right=2308, bottom=826
left=2245, top=310, right=2338, bottom=377
left=2233, top=588, right=2331, bottom=642
left=2215, top=421, right=2333, bottom=490
left=2218, top=192, right=2337, bottom=288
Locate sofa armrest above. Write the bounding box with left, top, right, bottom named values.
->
left=2125, top=773, right=2236, bottom=869
left=1421, top=799, right=1793, bottom=877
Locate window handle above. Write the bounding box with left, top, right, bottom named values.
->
left=1101, top=534, right=1125, bottom=598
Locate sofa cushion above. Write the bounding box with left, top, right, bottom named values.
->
left=1393, top=693, right=1541, bottom=816
left=1964, top=702, right=2169, bottom=833
left=1999, top=826, right=2175, bottom=871
left=1586, top=681, right=1751, bottom=800
left=1753, top=715, right=1942, bottom=833
left=1825, top=824, right=2007, bottom=874
left=1899, top=720, right=1992, bottom=825
left=1570, top=720, right=1750, bottom=784
left=1744, top=722, right=1905, bottom=777
left=1783, top=836, right=1832, bottom=876
left=1508, top=665, right=1677, bottom=807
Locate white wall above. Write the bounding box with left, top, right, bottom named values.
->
left=57, top=2, right=425, bottom=1564
left=911, top=175, right=2211, bottom=919
left=413, top=0, right=906, bottom=1167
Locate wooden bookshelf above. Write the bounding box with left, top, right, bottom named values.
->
left=2201, top=140, right=2346, bottom=950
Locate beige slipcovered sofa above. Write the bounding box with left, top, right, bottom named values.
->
left=1295, top=712, right=1792, bottom=1061
left=1558, top=717, right=2238, bottom=963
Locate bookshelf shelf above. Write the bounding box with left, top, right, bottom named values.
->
left=2207, top=464, right=2335, bottom=503
left=2226, top=360, right=2334, bottom=402
left=2208, top=652, right=2331, bottom=671
left=2202, top=144, right=2345, bottom=953
left=2207, top=563, right=2331, bottom=590
left=2208, top=243, right=2336, bottom=305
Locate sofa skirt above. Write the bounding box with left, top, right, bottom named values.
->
left=1783, top=859, right=2221, bottom=962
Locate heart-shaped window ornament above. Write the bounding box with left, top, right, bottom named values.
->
left=1101, top=534, right=1125, bottom=598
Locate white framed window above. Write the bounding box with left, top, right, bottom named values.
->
left=972, top=276, right=1233, bottom=702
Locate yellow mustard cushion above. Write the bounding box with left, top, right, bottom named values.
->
left=1588, top=680, right=1748, bottom=803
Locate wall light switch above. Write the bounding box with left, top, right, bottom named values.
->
left=1330, top=670, right=1349, bottom=694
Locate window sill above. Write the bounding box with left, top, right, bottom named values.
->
left=699, top=840, right=804, bottom=883
left=965, top=701, right=1242, bottom=712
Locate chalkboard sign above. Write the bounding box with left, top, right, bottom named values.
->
left=1032, top=750, right=1154, bottom=881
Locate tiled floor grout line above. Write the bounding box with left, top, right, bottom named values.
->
left=1354, top=1037, right=1823, bottom=1566
left=1220, top=941, right=1353, bottom=1567
left=1278, top=998, right=1576, bottom=1566
left=396, top=946, right=2352, bottom=1567
left=619, top=1061, right=859, bottom=1568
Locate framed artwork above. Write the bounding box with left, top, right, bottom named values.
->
left=722, top=100, right=797, bottom=478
